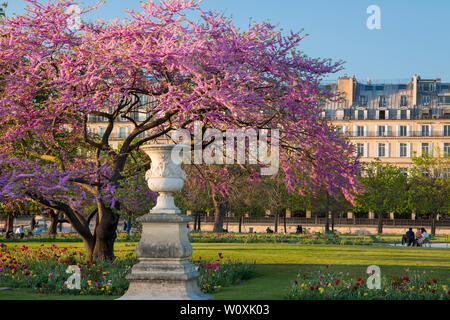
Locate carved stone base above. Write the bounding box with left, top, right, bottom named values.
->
left=118, top=213, right=212, bottom=300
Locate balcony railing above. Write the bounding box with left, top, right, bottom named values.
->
left=343, top=131, right=448, bottom=138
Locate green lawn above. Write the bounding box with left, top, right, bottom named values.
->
left=0, top=241, right=449, bottom=300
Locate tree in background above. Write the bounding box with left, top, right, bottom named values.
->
left=409, top=152, right=450, bottom=236
left=355, top=160, right=409, bottom=234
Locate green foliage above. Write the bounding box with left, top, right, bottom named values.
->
left=355, top=160, right=409, bottom=216
left=196, top=253, right=256, bottom=293
left=189, top=232, right=375, bottom=245
left=409, top=153, right=450, bottom=217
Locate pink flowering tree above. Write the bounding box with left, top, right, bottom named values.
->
left=0, top=0, right=359, bottom=260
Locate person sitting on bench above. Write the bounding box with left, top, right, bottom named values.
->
left=401, top=228, right=415, bottom=246
left=417, top=228, right=429, bottom=246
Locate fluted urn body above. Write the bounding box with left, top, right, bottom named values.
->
left=119, top=144, right=212, bottom=300
left=143, top=144, right=188, bottom=213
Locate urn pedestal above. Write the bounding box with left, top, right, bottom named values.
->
left=119, top=144, right=212, bottom=300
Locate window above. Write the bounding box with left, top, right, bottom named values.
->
left=444, top=125, right=450, bottom=136
left=400, top=96, right=407, bottom=106
left=421, top=125, right=430, bottom=137
left=379, top=96, right=387, bottom=107
left=365, top=85, right=373, bottom=91
left=357, top=143, right=364, bottom=157
left=357, top=110, right=365, bottom=120
left=379, top=110, right=386, bottom=120
left=422, top=96, right=431, bottom=105
left=422, top=83, right=434, bottom=92
left=378, top=143, right=386, bottom=157
left=356, top=126, right=365, bottom=137
left=400, top=109, right=408, bottom=120
left=438, top=96, right=450, bottom=105
left=400, top=143, right=407, bottom=157
left=377, top=126, right=386, bottom=137
left=118, top=127, right=127, bottom=138
left=398, top=126, right=407, bottom=137
left=375, top=86, right=384, bottom=91
left=444, top=143, right=450, bottom=157
left=359, top=95, right=368, bottom=106
left=422, top=143, right=429, bottom=155
left=99, top=127, right=106, bottom=137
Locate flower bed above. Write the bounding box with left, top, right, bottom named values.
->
left=196, top=253, right=256, bottom=293
left=286, top=265, right=450, bottom=300
left=0, top=232, right=141, bottom=243
left=189, top=232, right=374, bottom=245
left=0, top=243, right=254, bottom=296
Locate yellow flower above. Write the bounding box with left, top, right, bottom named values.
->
left=364, top=293, right=368, bottom=296
left=318, top=288, right=324, bottom=294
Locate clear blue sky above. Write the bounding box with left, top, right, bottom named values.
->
left=6, top=0, right=450, bottom=82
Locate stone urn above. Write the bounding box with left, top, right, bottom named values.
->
left=119, top=144, right=212, bottom=300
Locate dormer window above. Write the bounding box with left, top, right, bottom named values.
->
left=400, top=95, right=407, bottom=106
left=359, top=95, right=368, bottom=106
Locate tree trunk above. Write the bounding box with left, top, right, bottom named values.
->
left=331, top=211, right=335, bottom=232
left=325, top=212, right=330, bottom=233
left=283, top=213, right=287, bottom=233
left=30, top=216, right=36, bottom=230
left=274, top=213, right=278, bottom=233
left=6, top=214, right=14, bottom=233
left=193, top=213, right=198, bottom=231
left=377, top=212, right=383, bottom=234
left=238, top=215, right=243, bottom=233
left=212, top=191, right=227, bottom=233
left=431, top=212, right=437, bottom=236
left=325, top=194, right=330, bottom=233
left=91, top=200, right=119, bottom=261
left=47, top=210, right=58, bottom=236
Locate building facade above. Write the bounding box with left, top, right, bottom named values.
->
left=86, top=74, right=450, bottom=169
left=324, top=75, right=450, bottom=169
